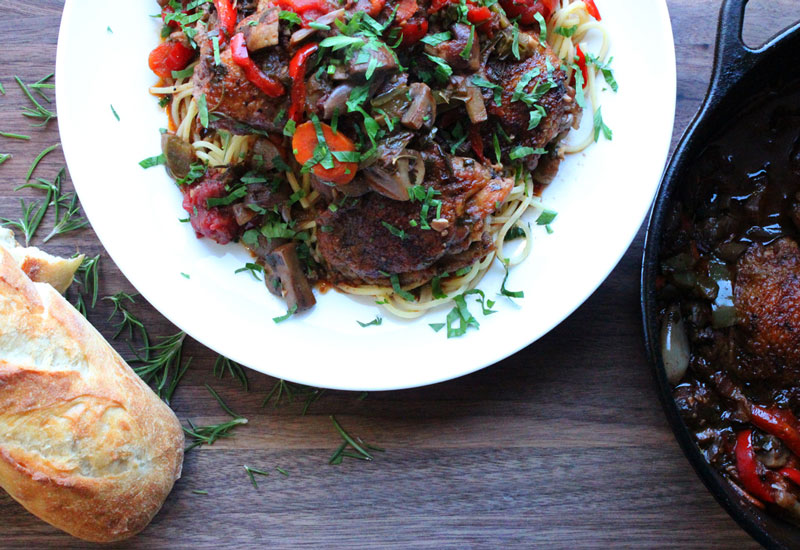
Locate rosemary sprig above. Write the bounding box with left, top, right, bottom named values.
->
left=184, top=417, right=247, bottom=451
left=26, top=143, right=59, bottom=181
left=262, top=378, right=297, bottom=407
left=15, top=76, right=56, bottom=126
left=301, top=388, right=326, bottom=416
left=183, top=384, right=248, bottom=451
left=276, top=467, right=289, bottom=477
left=243, top=465, right=270, bottom=488
left=213, top=355, right=249, bottom=391
left=0, top=154, right=10, bottom=165
left=328, top=415, right=384, bottom=465
left=262, top=378, right=326, bottom=414
left=0, top=197, right=49, bottom=246
left=0, top=131, right=30, bottom=140
left=103, top=291, right=149, bottom=347
left=74, top=254, right=100, bottom=308
left=41, top=191, right=88, bottom=242
left=17, top=167, right=88, bottom=242
left=133, top=331, right=191, bottom=404
left=29, top=73, right=54, bottom=103
left=73, top=293, right=87, bottom=317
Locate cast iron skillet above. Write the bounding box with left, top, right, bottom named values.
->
left=642, top=1, right=800, bottom=548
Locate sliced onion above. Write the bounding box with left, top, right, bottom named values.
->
left=661, top=304, right=691, bottom=385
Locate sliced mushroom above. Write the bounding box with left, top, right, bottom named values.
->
left=347, top=44, right=398, bottom=75
left=363, top=148, right=425, bottom=201
left=401, top=83, right=436, bottom=130
left=239, top=6, right=279, bottom=51
left=464, top=85, right=487, bottom=124
left=263, top=242, right=316, bottom=311
left=322, top=84, right=354, bottom=120
left=249, top=138, right=281, bottom=170
left=232, top=203, right=258, bottom=226
left=161, top=133, right=196, bottom=180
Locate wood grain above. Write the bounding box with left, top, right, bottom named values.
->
left=0, top=1, right=798, bottom=548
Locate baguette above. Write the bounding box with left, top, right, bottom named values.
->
left=0, top=228, right=83, bottom=293
left=0, top=247, right=184, bottom=542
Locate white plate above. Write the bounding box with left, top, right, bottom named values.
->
left=56, top=0, right=675, bottom=391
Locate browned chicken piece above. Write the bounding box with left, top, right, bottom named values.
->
left=316, top=152, right=512, bottom=284
left=484, top=41, right=579, bottom=171
left=734, top=238, right=800, bottom=383
left=193, top=36, right=289, bottom=133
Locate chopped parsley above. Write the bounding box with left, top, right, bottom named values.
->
left=357, top=315, right=383, bottom=327
left=273, top=304, right=298, bottom=323
left=500, top=265, right=524, bottom=299
left=139, top=153, right=166, bottom=169
left=279, top=10, right=303, bottom=26
left=593, top=107, right=613, bottom=142
left=509, top=146, right=546, bottom=160
left=536, top=209, right=558, bottom=225
left=381, top=221, right=407, bottom=239
left=197, top=93, right=209, bottom=128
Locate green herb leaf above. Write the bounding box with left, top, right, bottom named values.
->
left=593, top=107, right=613, bottom=142
left=273, top=303, right=298, bottom=323
left=197, top=93, right=209, bottom=128
left=140, top=153, right=166, bottom=169
left=357, top=315, right=383, bottom=327
left=509, top=146, right=546, bottom=160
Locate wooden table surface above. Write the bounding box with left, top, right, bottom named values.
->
left=1, top=1, right=798, bottom=548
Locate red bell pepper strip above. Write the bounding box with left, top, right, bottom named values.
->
left=395, top=0, right=419, bottom=23
left=288, top=42, right=320, bottom=123
left=213, top=0, right=238, bottom=40
left=230, top=33, right=285, bottom=98
left=275, top=0, right=331, bottom=22
left=584, top=0, right=601, bottom=21
left=749, top=405, right=800, bottom=457
left=780, top=467, right=800, bottom=487
left=399, top=18, right=429, bottom=46
left=575, top=44, right=589, bottom=88
left=469, top=125, right=487, bottom=163
left=735, top=430, right=775, bottom=504
left=467, top=5, right=492, bottom=25
left=149, top=40, right=195, bottom=80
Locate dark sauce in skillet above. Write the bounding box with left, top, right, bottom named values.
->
left=658, top=77, right=800, bottom=520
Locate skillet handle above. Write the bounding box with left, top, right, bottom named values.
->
left=709, top=0, right=758, bottom=102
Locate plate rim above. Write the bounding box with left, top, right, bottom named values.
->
left=56, top=0, right=677, bottom=391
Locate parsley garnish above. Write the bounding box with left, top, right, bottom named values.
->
left=357, top=315, right=383, bottom=327
left=509, top=146, right=546, bottom=160
left=140, top=153, right=166, bottom=169
left=593, top=107, right=613, bottom=142
left=381, top=221, right=407, bottom=240
left=273, top=304, right=298, bottom=323
left=197, top=93, right=209, bottom=128
left=500, top=264, right=524, bottom=299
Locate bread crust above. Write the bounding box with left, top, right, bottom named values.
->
left=0, top=228, right=83, bottom=293
left=0, top=247, right=184, bottom=542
